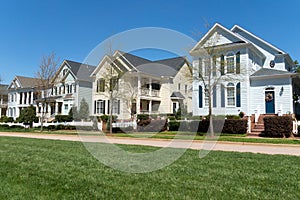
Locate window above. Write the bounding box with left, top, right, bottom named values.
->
left=97, top=79, right=105, bottom=92
left=185, top=85, right=188, bottom=94
left=112, top=100, right=120, bottom=114
left=63, top=69, right=68, bottom=76
left=152, top=83, right=160, bottom=90
left=198, top=58, right=202, bottom=77
left=212, top=56, right=217, bottom=76
left=227, top=82, right=235, bottom=106
left=110, top=77, right=118, bottom=91
left=204, top=58, right=210, bottom=76
left=221, top=55, right=225, bottom=75
left=64, top=104, right=68, bottom=110
left=178, top=83, right=181, bottom=90
left=204, top=88, right=209, bottom=107
left=226, top=53, right=235, bottom=73
left=96, top=100, right=105, bottom=114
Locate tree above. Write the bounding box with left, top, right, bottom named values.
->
left=35, top=52, right=60, bottom=131
left=189, top=25, right=244, bottom=137
left=78, top=98, right=89, bottom=121
left=17, top=105, right=38, bottom=127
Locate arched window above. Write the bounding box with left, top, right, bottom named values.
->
left=227, top=82, right=235, bottom=106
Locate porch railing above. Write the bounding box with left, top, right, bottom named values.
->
left=141, top=88, right=160, bottom=97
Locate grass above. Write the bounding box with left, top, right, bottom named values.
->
left=110, top=132, right=300, bottom=145
left=0, top=136, right=300, bottom=199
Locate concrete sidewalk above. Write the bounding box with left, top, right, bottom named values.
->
left=0, top=132, right=300, bottom=156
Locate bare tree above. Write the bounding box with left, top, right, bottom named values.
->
left=189, top=26, right=245, bottom=137
left=35, top=52, right=59, bottom=131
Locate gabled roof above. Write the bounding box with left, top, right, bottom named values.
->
left=231, top=25, right=285, bottom=54
left=190, top=23, right=248, bottom=54
left=250, top=68, right=294, bottom=78
left=0, top=84, right=8, bottom=95
left=14, top=76, right=40, bottom=88
left=65, top=60, right=96, bottom=82
left=170, top=92, right=185, bottom=99
left=92, top=51, right=189, bottom=78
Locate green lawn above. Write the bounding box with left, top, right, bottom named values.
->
left=0, top=137, right=299, bottom=199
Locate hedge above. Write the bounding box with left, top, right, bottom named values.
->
left=55, top=115, right=73, bottom=122
left=137, top=119, right=167, bottom=132
left=168, top=119, right=247, bottom=134
left=263, top=116, right=293, bottom=138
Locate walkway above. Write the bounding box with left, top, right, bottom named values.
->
left=0, top=132, right=300, bottom=156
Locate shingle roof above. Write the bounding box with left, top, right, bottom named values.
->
left=170, top=92, right=185, bottom=99
left=65, top=60, right=96, bottom=82
left=16, top=76, right=40, bottom=88
left=250, top=68, right=292, bottom=77
left=121, top=53, right=150, bottom=68
left=0, top=84, right=8, bottom=95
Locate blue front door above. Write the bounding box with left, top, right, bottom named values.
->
left=265, top=91, right=275, bottom=113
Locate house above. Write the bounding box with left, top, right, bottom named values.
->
left=0, top=84, right=8, bottom=117
left=190, top=23, right=297, bottom=118
left=39, top=60, right=96, bottom=120
left=90, top=51, right=192, bottom=120
left=7, top=76, right=39, bottom=119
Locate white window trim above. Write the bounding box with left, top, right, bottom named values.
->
left=226, top=82, right=236, bottom=107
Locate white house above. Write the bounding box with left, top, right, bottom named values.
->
left=7, top=76, right=38, bottom=119
left=91, top=51, right=192, bottom=120
left=190, top=23, right=297, bottom=118
left=0, top=84, right=8, bottom=117
left=39, top=60, right=96, bottom=120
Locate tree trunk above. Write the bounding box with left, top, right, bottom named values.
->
left=208, top=93, right=214, bottom=137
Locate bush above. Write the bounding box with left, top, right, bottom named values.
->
left=167, top=119, right=247, bottom=134
left=263, top=116, right=293, bottom=138
left=0, top=116, right=14, bottom=123
left=9, top=125, right=24, bottom=129
left=55, top=115, right=73, bottom=122
left=100, top=115, right=109, bottom=122
left=137, top=119, right=167, bottom=132
left=226, top=115, right=241, bottom=120
left=137, top=114, right=149, bottom=121
left=0, top=124, right=9, bottom=129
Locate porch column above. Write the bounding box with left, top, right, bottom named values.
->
left=149, top=100, right=152, bottom=115
left=26, top=92, right=30, bottom=105
left=22, top=92, right=26, bottom=105
left=55, top=102, right=58, bottom=115
left=137, top=74, right=141, bottom=114
left=31, top=91, right=34, bottom=104
left=0, top=107, right=2, bottom=117
left=149, top=78, right=152, bottom=96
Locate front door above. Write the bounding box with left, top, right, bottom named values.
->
left=265, top=91, right=275, bottom=113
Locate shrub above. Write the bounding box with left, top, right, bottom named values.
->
left=264, top=116, right=293, bottom=138
left=0, top=124, right=9, bottom=129
left=168, top=121, right=180, bottom=131
left=55, top=115, right=73, bottom=122
left=137, top=114, right=149, bottom=121
left=137, top=119, right=167, bottom=132
left=0, top=116, right=14, bottom=123
left=100, top=115, right=109, bottom=123
left=9, top=125, right=24, bottom=129
left=222, top=119, right=247, bottom=134
left=226, top=115, right=241, bottom=120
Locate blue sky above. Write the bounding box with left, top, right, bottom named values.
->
left=0, top=0, right=299, bottom=84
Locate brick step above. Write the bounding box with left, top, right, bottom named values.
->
left=247, top=132, right=262, bottom=137
left=254, top=124, right=264, bottom=129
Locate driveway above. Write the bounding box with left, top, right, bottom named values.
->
left=0, top=132, right=300, bottom=156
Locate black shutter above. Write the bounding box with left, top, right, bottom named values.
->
left=107, top=100, right=110, bottom=114
left=236, top=52, right=240, bottom=74
left=213, top=86, right=217, bottom=108
left=103, top=100, right=106, bottom=114
left=221, top=84, right=225, bottom=107
left=221, top=55, right=225, bottom=75
left=199, top=85, right=203, bottom=108
left=117, top=100, right=120, bottom=114
left=94, top=100, right=96, bottom=114
left=236, top=82, right=241, bottom=107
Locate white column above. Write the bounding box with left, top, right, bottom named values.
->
left=22, top=92, right=25, bottom=105
left=31, top=91, right=34, bottom=104
left=0, top=107, right=2, bottom=117
left=149, top=100, right=152, bottom=115
left=137, top=74, right=141, bottom=114
left=55, top=102, right=58, bottom=115
left=149, top=78, right=152, bottom=96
